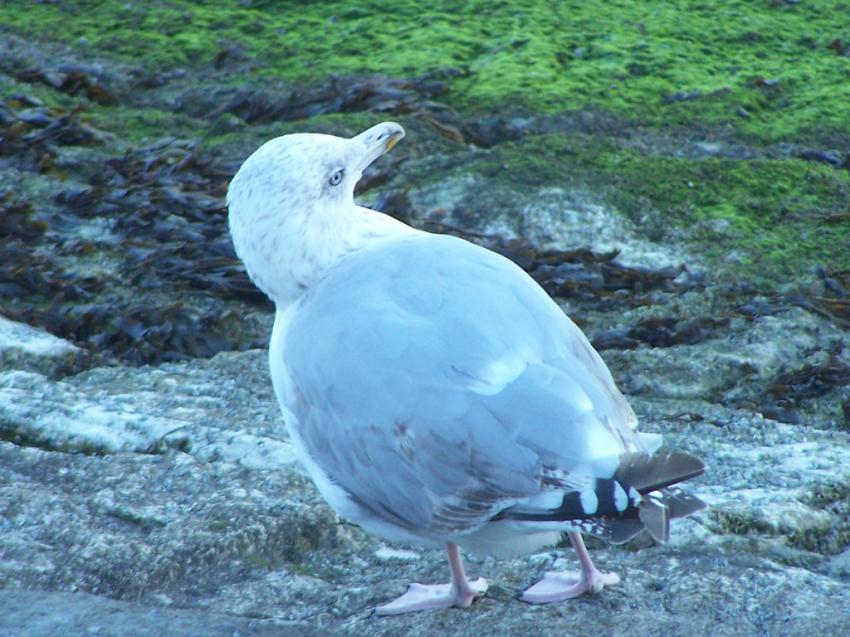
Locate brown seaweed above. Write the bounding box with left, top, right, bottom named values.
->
left=592, top=316, right=730, bottom=351
left=176, top=71, right=456, bottom=125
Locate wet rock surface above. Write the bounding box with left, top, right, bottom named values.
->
left=2, top=29, right=849, bottom=637
left=1, top=348, right=849, bottom=635
left=0, top=590, right=309, bottom=637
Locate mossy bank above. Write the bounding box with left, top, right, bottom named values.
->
left=2, top=1, right=849, bottom=300
left=3, top=0, right=850, bottom=143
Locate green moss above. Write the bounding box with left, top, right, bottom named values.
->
left=449, top=132, right=850, bottom=287
left=792, top=482, right=850, bottom=554
left=1, top=73, right=78, bottom=112
left=596, top=153, right=850, bottom=286
left=713, top=509, right=777, bottom=537
left=244, top=552, right=285, bottom=571
left=207, top=517, right=230, bottom=532
left=715, top=484, right=850, bottom=556
left=88, top=104, right=195, bottom=143
left=3, top=1, right=847, bottom=288
left=788, top=524, right=850, bottom=555
left=288, top=562, right=313, bottom=576
left=2, top=0, right=849, bottom=143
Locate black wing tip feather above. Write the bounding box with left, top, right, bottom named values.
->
left=579, top=486, right=707, bottom=545
left=493, top=448, right=707, bottom=545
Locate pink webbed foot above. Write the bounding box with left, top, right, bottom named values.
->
left=520, top=532, right=620, bottom=604
left=376, top=577, right=488, bottom=615
left=520, top=568, right=619, bottom=604
left=376, top=542, right=487, bottom=615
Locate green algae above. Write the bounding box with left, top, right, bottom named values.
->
left=417, top=132, right=850, bottom=287
left=585, top=150, right=850, bottom=286
left=2, top=1, right=848, bottom=289
left=789, top=482, right=850, bottom=554
left=2, top=0, right=849, bottom=144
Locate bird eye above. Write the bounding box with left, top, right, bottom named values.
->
left=328, top=169, right=344, bottom=186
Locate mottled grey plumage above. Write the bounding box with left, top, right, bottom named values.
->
left=283, top=234, right=636, bottom=540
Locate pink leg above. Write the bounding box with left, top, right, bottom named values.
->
left=376, top=542, right=488, bottom=615
left=520, top=532, right=620, bottom=604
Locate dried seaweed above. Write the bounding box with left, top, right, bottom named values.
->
left=465, top=116, right=533, bottom=148
left=756, top=343, right=850, bottom=425
left=787, top=266, right=850, bottom=328
left=1, top=96, right=258, bottom=365
left=592, top=316, right=729, bottom=350
left=14, top=65, right=118, bottom=105
left=1, top=99, right=110, bottom=172
left=0, top=192, right=47, bottom=242
left=3, top=44, right=842, bottom=386
left=48, top=137, right=263, bottom=308
left=9, top=299, right=234, bottom=366
left=177, top=71, right=456, bottom=125
left=768, top=350, right=850, bottom=404
left=0, top=192, right=101, bottom=303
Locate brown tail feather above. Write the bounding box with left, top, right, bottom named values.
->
left=639, top=498, right=670, bottom=543
left=615, top=449, right=706, bottom=494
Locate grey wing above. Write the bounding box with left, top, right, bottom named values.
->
left=282, top=234, right=641, bottom=536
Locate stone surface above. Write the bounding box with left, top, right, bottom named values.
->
left=408, top=179, right=694, bottom=271
left=0, top=589, right=312, bottom=637
left=3, top=157, right=850, bottom=633
left=1, top=339, right=848, bottom=635
left=0, top=316, right=81, bottom=377
left=3, top=162, right=850, bottom=633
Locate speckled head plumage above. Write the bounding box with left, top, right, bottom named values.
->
left=229, top=134, right=351, bottom=215
left=226, top=122, right=405, bottom=306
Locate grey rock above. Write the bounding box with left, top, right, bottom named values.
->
left=1, top=343, right=849, bottom=635
left=0, top=316, right=81, bottom=377
left=409, top=179, right=692, bottom=271
left=609, top=306, right=848, bottom=407
left=0, top=589, right=314, bottom=637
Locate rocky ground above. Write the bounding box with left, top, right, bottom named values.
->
left=2, top=3, right=850, bottom=635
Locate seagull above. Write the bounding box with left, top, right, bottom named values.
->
left=227, top=122, right=705, bottom=615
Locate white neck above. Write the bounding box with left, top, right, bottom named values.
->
left=231, top=202, right=417, bottom=309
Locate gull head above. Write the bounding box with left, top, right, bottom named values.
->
left=227, top=122, right=405, bottom=306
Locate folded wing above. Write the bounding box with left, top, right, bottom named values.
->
left=281, top=233, right=703, bottom=543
